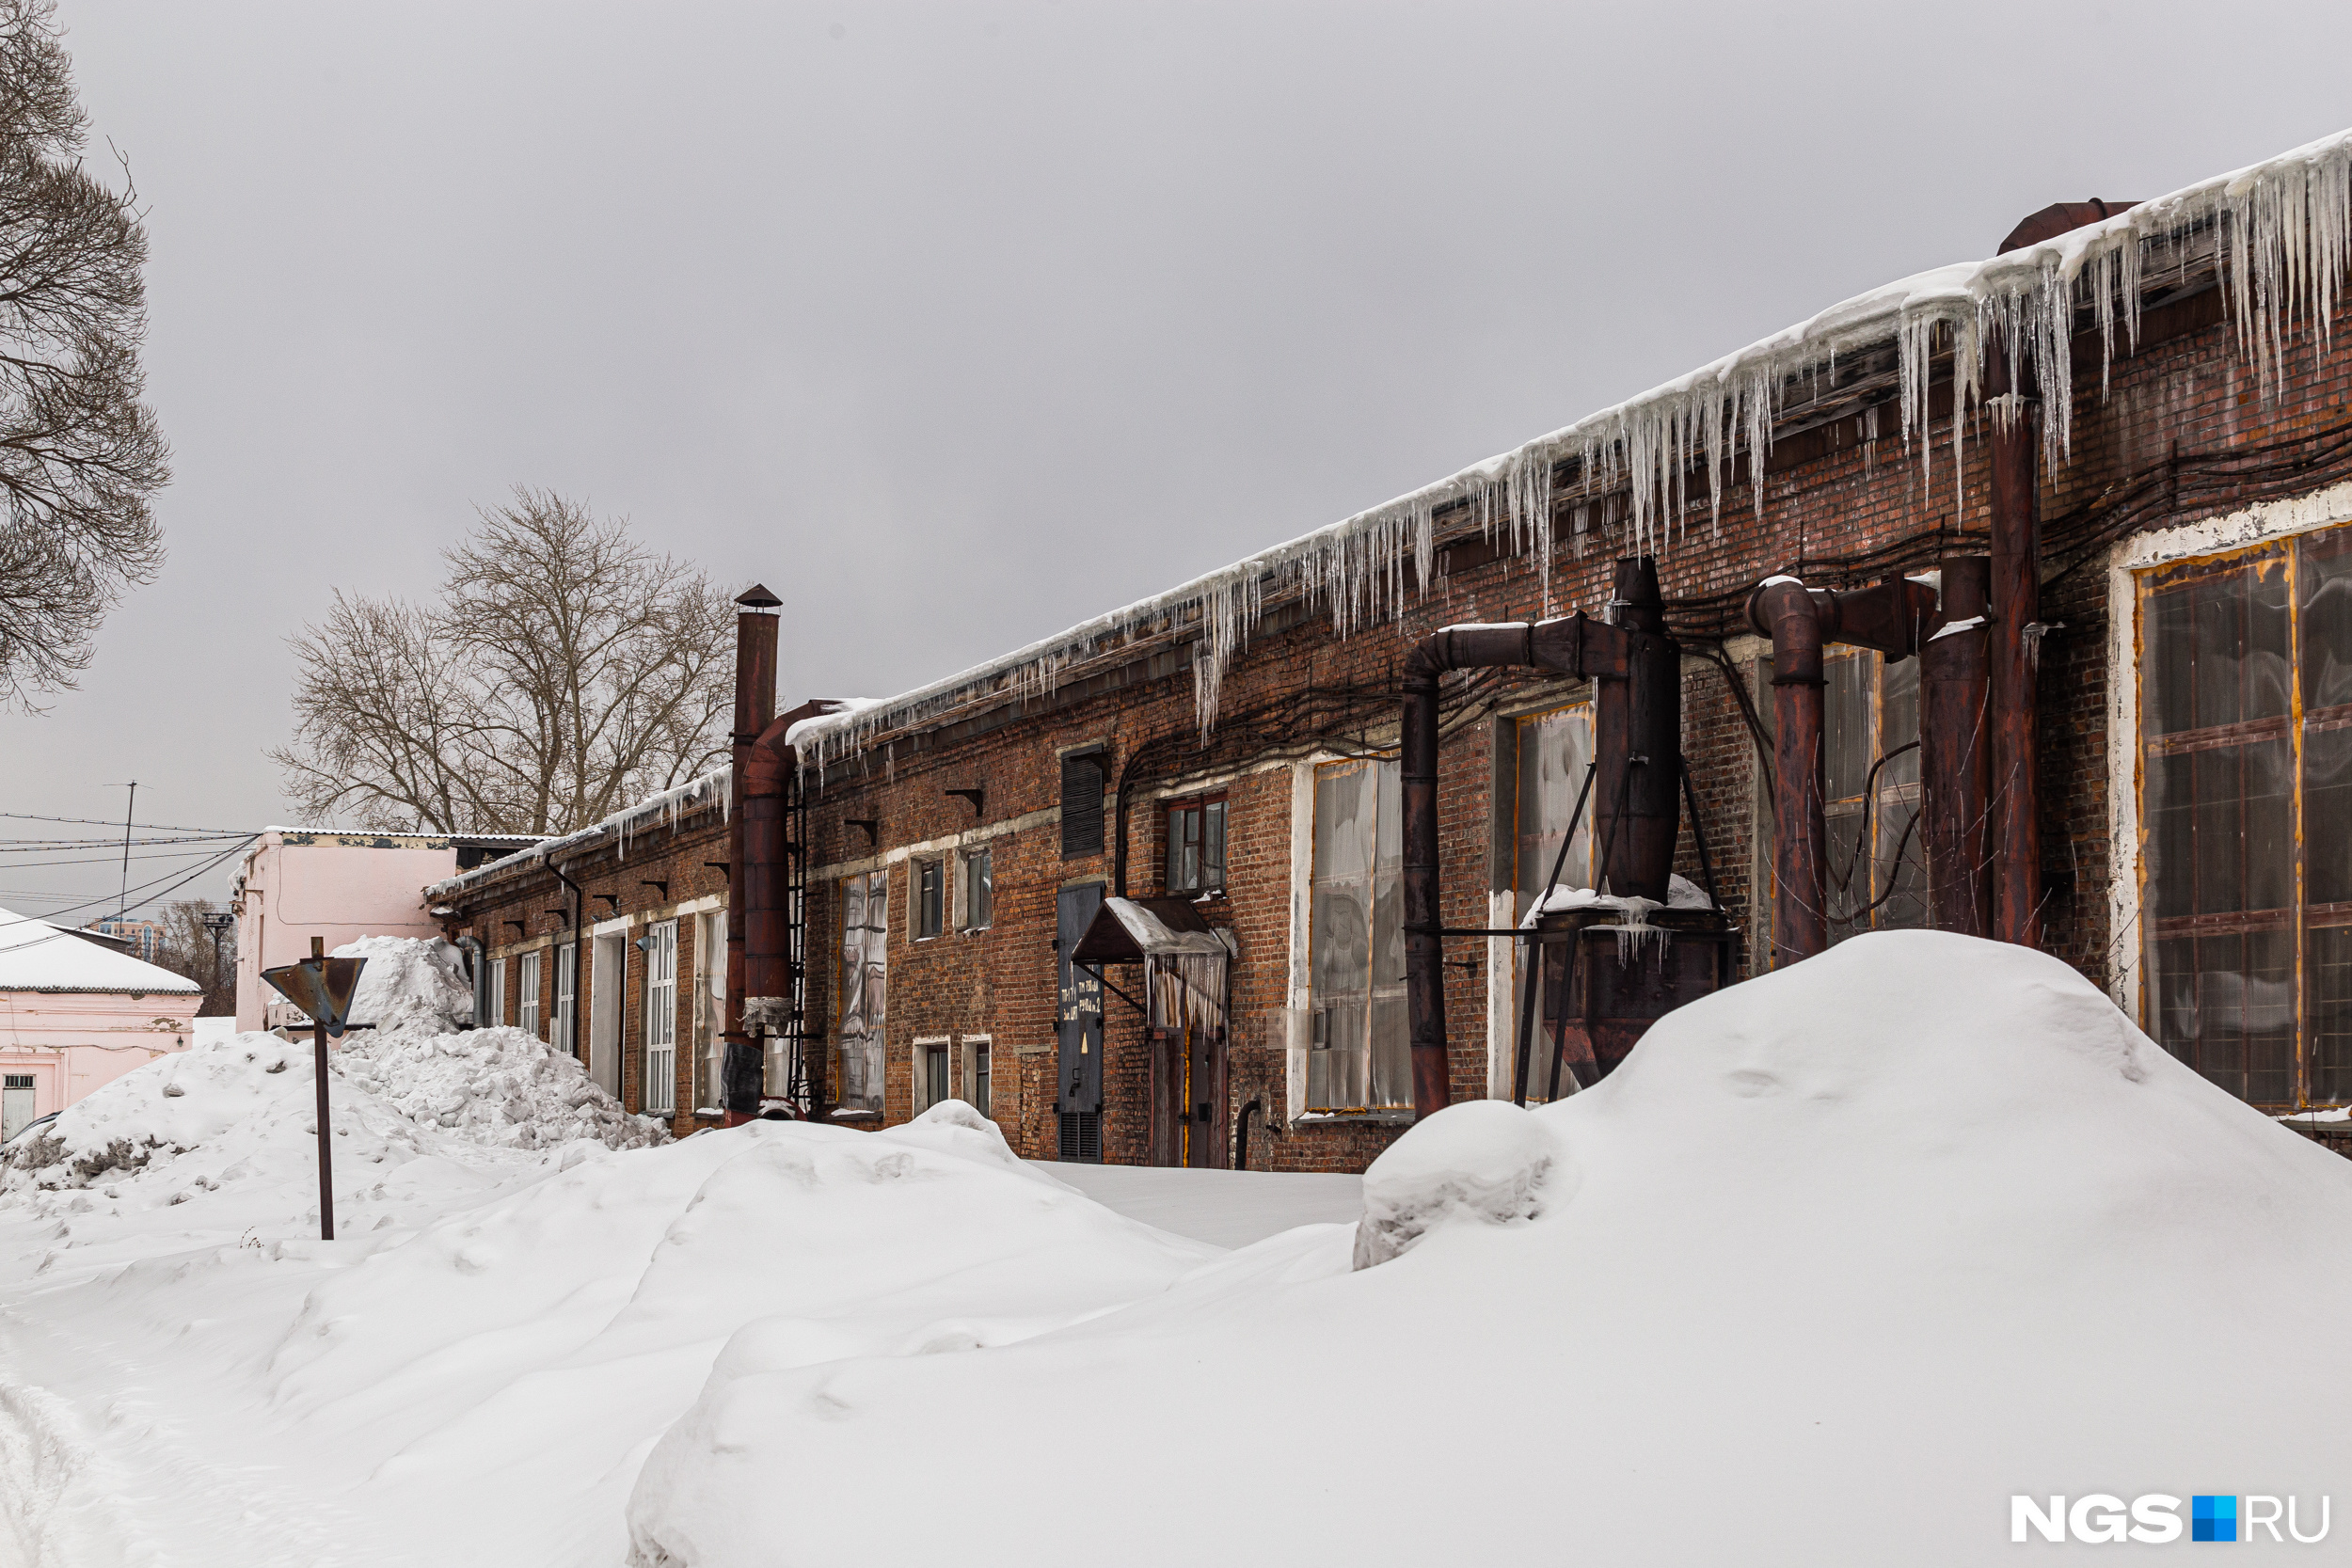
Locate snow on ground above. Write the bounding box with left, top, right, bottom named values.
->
left=1034, top=1162, right=1361, bottom=1248
left=3, top=932, right=2348, bottom=1567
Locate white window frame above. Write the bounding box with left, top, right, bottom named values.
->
left=488, top=955, right=506, bottom=1028
left=554, top=942, right=577, bottom=1055
left=692, top=910, right=723, bottom=1113
left=643, top=919, right=677, bottom=1115
left=961, top=1035, right=993, bottom=1117
left=519, top=950, right=543, bottom=1039
left=960, top=847, right=993, bottom=931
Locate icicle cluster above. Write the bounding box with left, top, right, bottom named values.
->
left=791, top=127, right=2352, bottom=766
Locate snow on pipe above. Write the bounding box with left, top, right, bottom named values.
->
left=1401, top=559, right=1680, bottom=1122
left=787, top=129, right=2352, bottom=766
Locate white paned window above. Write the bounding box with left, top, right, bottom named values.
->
left=692, top=911, right=723, bottom=1112
left=519, top=950, right=542, bottom=1039
left=488, top=955, right=506, bottom=1028
left=643, top=920, right=677, bottom=1115
left=554, top=943, right=577, bottom=1054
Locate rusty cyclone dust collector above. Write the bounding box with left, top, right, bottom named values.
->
left=1401, top=558, right=1733, bottom=1122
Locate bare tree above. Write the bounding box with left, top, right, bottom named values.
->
left=154, top=897, right=234, bottom=1016
left=0, top=0, right=170, bottom=705
left=272, top=489, right=737, bottom=834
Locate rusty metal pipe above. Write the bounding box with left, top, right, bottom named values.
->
left=1988, top=361, right=2042, bottom=949
left=1921, top=556, right=1993, bottom=937
left=1747, top=578, right=1832, bottom=965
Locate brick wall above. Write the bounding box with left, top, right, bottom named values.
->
left=792, top=285, right=2352, bottom=1170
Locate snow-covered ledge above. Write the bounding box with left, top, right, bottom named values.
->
left=2103, top=478, right=2352, bottom=1022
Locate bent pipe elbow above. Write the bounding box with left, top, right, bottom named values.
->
left=1746, top=578, right=1834, bottom=685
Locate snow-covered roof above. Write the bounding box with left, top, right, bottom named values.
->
left=422, top=771, right=732, bottom=903
left=787, top=125, right=2352, bottom=766
left=0, top=908, right=201, bottom=995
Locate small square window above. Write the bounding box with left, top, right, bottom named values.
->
left=916, top=859, right=944, bottom=939
left=1166, top=797, right=1227, bottom=897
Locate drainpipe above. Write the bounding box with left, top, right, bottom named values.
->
left=1987, top=355, right=2043, bottom=949
left=1399, top=557, right=1670, bottom=1123
left=548, top=858, right=584, bottom=1060
left=1746, top=573, right=1938, bottom=966
left=725, top=585, right=781, bottom=1126
left=1920, top=556, right=1993, bottom=937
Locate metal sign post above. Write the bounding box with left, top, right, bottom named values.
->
left=260, top=937, right=367, bottom=1241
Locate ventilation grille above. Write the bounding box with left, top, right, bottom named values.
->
left=1057, top=1110, right=1102, bottom=1163
left=1060, top=752, right=1104, bottom=857
left=3, top=1075, right=31, bottom=1089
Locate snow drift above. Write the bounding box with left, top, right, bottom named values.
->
left=628, top=932, right=2352, bottom=1567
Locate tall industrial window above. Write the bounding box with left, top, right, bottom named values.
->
left=1166, top=797, right=1227, bottom=896
left=1822, top=649, right=1925, bottom=940
left=837, top=871, right=888, bottom=1113
left=2138, top=525, right=2352, bottom=1108
left=643, top=919, right=677, bottom=1115
left=915, top=859, right=944, bottom=939
left=1061, top=749, right=1105, bottom=857
left=961, top=847, right=993, bottom=930
left=1308, top=757, right=1407, bottom=1112
left=554, top=943, right=577, bottom=1054
left=518, top=950, right=542, bottom=1038
left=691, top=911, right=723, bottom=1112
left=1514, top=702, right=1595, bottom=915
left=488, top=957, right=506, bottom=1028
left=1750, top=650, right=1925, bottom=958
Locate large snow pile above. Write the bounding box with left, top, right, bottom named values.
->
left=628, top=933, right=2352, bottom=1566
left=336, top=934, right=473, bottom=1034
left=328, top=936, right=661, bottom=1150
left=1, top=939, right=660, bottom=1202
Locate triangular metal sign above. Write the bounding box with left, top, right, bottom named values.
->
left=260, top=955, right=369, bottom=1036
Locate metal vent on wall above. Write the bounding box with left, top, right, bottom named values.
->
left=1057, top=1111, right=1101, bottom=1163
left=1060, top=752, right=1104, bottom=857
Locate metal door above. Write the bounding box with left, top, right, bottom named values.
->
left=1056, top=883, right=1104, bottom=1161
left=2, top=1075, right=33, bottom=1141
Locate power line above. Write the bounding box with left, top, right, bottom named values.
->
left=0, top=810, right=260, bottom=833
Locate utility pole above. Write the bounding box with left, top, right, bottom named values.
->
left=117, top=780, right=136, bottom=916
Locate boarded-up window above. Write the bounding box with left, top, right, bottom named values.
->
left=836, top=870, right=889, bottom=1112
left=1061, top=751, right=1104, bottom=857
left=1308, top=758, right=1407, bottom=1111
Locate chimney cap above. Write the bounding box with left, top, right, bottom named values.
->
left=1998, top=198, right=2139, bottom=255
left=736, top=583, right=782, bottom=609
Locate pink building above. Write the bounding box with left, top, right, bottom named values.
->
left=0, top=908, right=202, bottom=1140
left=231, top=830, right=539, bottom=1030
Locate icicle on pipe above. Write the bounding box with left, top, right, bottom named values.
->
left=790, top=127, right=2352, bottom=767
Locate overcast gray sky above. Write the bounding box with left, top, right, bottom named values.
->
left=3, top=0, right=2347, bottom=919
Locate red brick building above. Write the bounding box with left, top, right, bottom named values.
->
left=434, top=129, right=2352, bottom=1164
